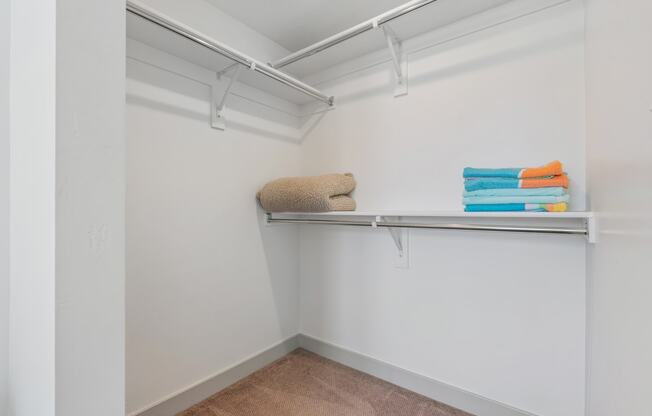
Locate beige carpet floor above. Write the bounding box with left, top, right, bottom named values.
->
left=178, top=349, right=473, bottom=416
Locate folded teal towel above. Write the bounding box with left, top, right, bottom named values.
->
left=465, top=177, right=520, bottom=191
left=463, top=195, right=569, bottom=205
left=463, top=161, right=564, bottom=179
left=464, top=175, right=569, bottom=191
left=463, top=187, right=567, bottom=197
left=463, top=167, right=522, bottom=178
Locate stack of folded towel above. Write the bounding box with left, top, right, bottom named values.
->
left=463, top=161, right=569, bottom=212
left=257, top=173, right=356, bottom=213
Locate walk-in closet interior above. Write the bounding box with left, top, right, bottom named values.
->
left=3, top=0, right=651, bottom=415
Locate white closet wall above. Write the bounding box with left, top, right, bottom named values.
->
left=8, top=0, right=125, bottom=415
left=0, top=0, right=9, bottom=413
left=8, top=0, right=57, bottom=413
left=298, top=2, right=586, bottom=416
left=126, top=0, right=302, bottom=414
left=585, top=0, right=652, bottom=415
left=55, top=0, right=126, bottom=414
left=127, top=1, right=592, bottom=415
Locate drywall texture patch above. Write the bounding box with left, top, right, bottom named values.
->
left=54, top=0, right=126, bottom=414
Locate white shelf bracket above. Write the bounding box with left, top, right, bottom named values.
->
left=211, top=64, right=243, bottom=130
left=381, top=25, right=408, bottom=97
left=377, top=216, right=410, bottom=268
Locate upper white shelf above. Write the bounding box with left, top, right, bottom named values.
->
left=126, top=1, right=333, bottom=106
left=273, top=0, right=515, bottom=77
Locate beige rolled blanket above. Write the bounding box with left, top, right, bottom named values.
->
left=256, top=173, right=356, bottom=213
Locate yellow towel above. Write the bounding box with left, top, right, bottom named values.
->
left=257, top=173, right=356, bottom=213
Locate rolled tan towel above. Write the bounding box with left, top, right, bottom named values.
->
left=257, top=173, right=356, bottom=213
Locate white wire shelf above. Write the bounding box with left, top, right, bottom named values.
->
left=271, top=0, right=515, bottom=77
left=126, top=0, right=333, bottom=106
left=268, top=210, right=593, bottom=219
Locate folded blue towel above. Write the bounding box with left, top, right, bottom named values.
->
left=463, top=195, right=570, bottom=205
left=465, top=203, right=567, bottom=212
left=463, top=187, right=567, bottom=197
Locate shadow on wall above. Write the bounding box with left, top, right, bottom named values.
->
left=408, top=25, right=581, bottom=90
left=319, top=6, right=582, bottom=106
left=292, top=224, right=379, bottom=345
left=256, top=208, right=301, bottom=338
left=298, top=110, right=329, bottom=144
left=126, top=57, right=303, bottom=144
left=126, top=94, right=303, bottom=145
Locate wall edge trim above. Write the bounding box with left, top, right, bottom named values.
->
left=129, top=334, right=300, bottom=416
left=130, top=333, right=538, bottom=416
left=298, top=333, right=538, bottom=416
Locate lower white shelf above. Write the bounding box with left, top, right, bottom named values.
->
left=265, top=210, right=596, bottom=243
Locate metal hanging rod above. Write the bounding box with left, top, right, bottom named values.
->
left=126, top=1, right=334, bottom=106
left=266, top=214, right=589, bottom=238
left=271, top=0, right=439, bottom=69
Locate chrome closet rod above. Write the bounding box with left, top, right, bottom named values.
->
left=126, top=1, right=334, bottom=106
left=271, top=0, right=439, bottom=69
left=266, top=216, right=588, bottom=237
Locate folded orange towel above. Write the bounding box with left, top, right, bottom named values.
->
left=521, top=174, right=569, bottom=189
left=464, top=160, right=564, bottom=179
left=520, top=160, right=564, bottom=178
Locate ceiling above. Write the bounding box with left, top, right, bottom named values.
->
left=205, top=0, right=409, bottom=52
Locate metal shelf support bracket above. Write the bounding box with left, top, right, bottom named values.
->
left=211, top=64, right=243, bottom=130
left=376, top=216, right=410, bottom=268
left=381, top=25, right=408, bottom=97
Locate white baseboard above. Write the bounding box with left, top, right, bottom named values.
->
left=130, top=335, right=300, bottom=416
left=298, top=334, right=537, bottom=416
left=132, top=333, right=536, bottom=416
